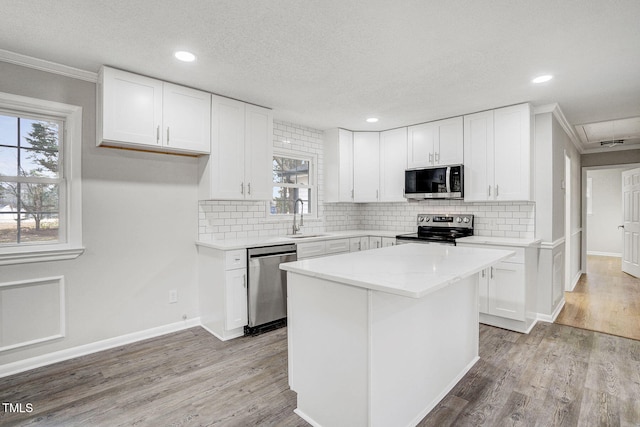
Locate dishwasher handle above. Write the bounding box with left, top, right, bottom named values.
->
left=249, top=251, right=297, bottom=261
left=247, top=244, right=297, bottom=258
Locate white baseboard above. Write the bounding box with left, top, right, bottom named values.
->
left=537, top=299, right=566, bottom=323
left=587, top=251, right=621, bottom=258
left=569, top=271, right=583, bottom=292
left=0, top=317, right=201, bottom=378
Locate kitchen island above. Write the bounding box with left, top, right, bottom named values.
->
left=280, top=243, right=514, bottom=427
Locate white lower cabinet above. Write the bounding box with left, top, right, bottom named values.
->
left=381, top=237, right=396, bottom=247
left=458, top=241, right=538, bottom=333
left=369, top=236, right=382, bottom=250
left=350, top=237, right=370, bottom=252
left=198, top=246, right=248, bottom=340
left=224, top=268, right=248, bottom=330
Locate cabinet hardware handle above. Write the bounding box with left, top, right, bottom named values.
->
left=490, top=267, right=494, bottom=279
left=243, top=274, right=246, bottom=288
left=496, top=185, right=499, bottom=197
left=429, top=153, right=433, bottom=164
left=376, top=241, right=380, bottom=248
left=167, top=127, right=170, bottom=145
left=488, top=185, right=492, bottom=197
left=435, top=152, right=439, bottom=163
left=376, top=189, right=379, bottom=200
left=359, top=242, right=362, bottom=250
left=351, top=189, right=354, bottom=199
left=481, top=269, right=485, bottom=278
left=156, top=126, right=160, bottom=144
left=248, top=183, right=251, bottom=195
left=241, top=182, right=244, bottom=194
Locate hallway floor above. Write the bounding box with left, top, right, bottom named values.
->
left=555, top=255, right=640, bottom=341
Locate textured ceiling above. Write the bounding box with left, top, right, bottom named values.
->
left=1, top=0, right=639, bottom=144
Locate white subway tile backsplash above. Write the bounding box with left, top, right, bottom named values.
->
left=198, top=120, right=536, bottom=241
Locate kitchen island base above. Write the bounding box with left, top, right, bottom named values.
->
left=287, top=272, right=479, bottom=427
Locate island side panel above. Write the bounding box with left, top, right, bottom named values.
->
left=287, top=272, right=370, bottom=427
left=369, top=275, right=480, bottom=427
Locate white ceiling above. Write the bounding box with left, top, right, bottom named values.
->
left=1, top=1, right=640, bottom=152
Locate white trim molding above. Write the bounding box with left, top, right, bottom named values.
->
left=539, top=237, right=566, bottom=250
left=0, top=91, right=84, bottom=265
left=0, top=49, right=97, bottom=82
left=534, top=103, right=583, bottom=154
left=537, top=299, right=566, bottom=323
left=0, top=276, right=65, bottom=352
left=0, top=318, right=201, bottom=378
left=587, top=251, right=622, bottom=258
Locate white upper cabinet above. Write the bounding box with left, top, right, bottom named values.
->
left=98, top=66, right=211, bottom=155
left=199, top=94, right=273, bottom=200
left=463, top=103, right=531, bottom=201
left=244, top=103, right=274, bottom=201
left=353, top=132, right=380, bottom=202
left=324, top=129, right=354, bottom=202
left=407, top=117, right=463, bottom=168
left=163, top=83, right=212, bottom=154
left=379, top=127, right=408, bottom=202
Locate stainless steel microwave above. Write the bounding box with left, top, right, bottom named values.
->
left=404, top=165, right=464, bottom=199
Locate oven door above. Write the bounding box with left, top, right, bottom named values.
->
left=395, top=235, right=456, bottom=246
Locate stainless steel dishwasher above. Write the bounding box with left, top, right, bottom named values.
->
left=246, top=243, right=297, bottom=335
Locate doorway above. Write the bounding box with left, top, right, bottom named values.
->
left=557, top=164, right=640, bottom=340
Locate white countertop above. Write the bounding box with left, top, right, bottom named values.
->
left=196, top=229, right=402, bottom=250
left=455, top=236, right=541, bottom=247
left=280, top=243, right=514, bottom=298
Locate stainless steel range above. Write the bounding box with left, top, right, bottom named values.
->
left=396, top=214, right=474, bottom=245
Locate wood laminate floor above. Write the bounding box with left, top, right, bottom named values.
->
left=2, top=321, right=640, bottom=426
left=555, top=255, right=640, bottom=341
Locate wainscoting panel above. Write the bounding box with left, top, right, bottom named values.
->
left=0, top=276, right=65, bottom=352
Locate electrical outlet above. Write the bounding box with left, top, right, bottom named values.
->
left=169, top=290, right=178, bottom=304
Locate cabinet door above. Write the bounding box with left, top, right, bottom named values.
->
left=435, top=116, right=464, bottom=166
left=478, top=268, right=489, bottom=314
left=493, top=104, right=531, bottom=201
left=101, top=67, right=163, bottom=147
left=210, top=95, right=246, bottom=200
left=323, top=129, right=353, bottom=202
left=381, top=237, right=396, bottom=247
left=369, top=236, right=382, bottom=250
left=244, top=104, right=274, bottom=200
left=163, top=83, right=211, bottom=154
left=225, top=268, right=248, bottom=330
left=488, top=262, right=525, bottom=321
left=463, top=110, right=494, bottom=201
left=353, top=132, right=380, bottom=202
left=349, top=237, right=362, bottom=252
left=379, top=127, right=407, bottom=202
left=407, top=122, right=436, bottom=168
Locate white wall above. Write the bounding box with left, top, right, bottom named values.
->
left=587, top=168, right=622, bottom=256
left=0, top=62, right=199, bottom=367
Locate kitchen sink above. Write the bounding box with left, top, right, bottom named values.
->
left=288, top=234, right=326, bottom=239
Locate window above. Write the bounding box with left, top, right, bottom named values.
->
left=0, top=113, right=63, bottom=245
left=271, top=152, right=316, bottom=216
left=0, top=92, right=83, bottom=265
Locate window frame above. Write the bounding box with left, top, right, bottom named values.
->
left=270, top=149, right=318, bottom=219
left=0, top=92, right=83, bottom=265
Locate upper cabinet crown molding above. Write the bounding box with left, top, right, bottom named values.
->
left=97, top=66, right=211, bottom=155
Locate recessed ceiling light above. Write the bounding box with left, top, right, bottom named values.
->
left=174, top=51, right=197, bottom=62
left=366, top=117, right=379, bottom=123
left=532, top=74, right=553, bottom=84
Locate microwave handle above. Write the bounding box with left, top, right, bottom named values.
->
left=445, top=167, right=451, bottom=193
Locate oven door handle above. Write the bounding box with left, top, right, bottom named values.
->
left=445, top=167, right=451, bottom=194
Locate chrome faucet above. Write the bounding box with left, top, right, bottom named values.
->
left=293, top=198, right=304, bottom=235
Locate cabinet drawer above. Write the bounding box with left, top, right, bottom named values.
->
left=225, top=249, right=247, bottom=270
left=297, top=241, right=327, bottom=259
left=325, top=238, right=350, bottom=254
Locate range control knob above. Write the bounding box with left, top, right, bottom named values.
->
left=455, top=217, right=462, bottom=223
left=463, top=217, right=470, bottom=223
